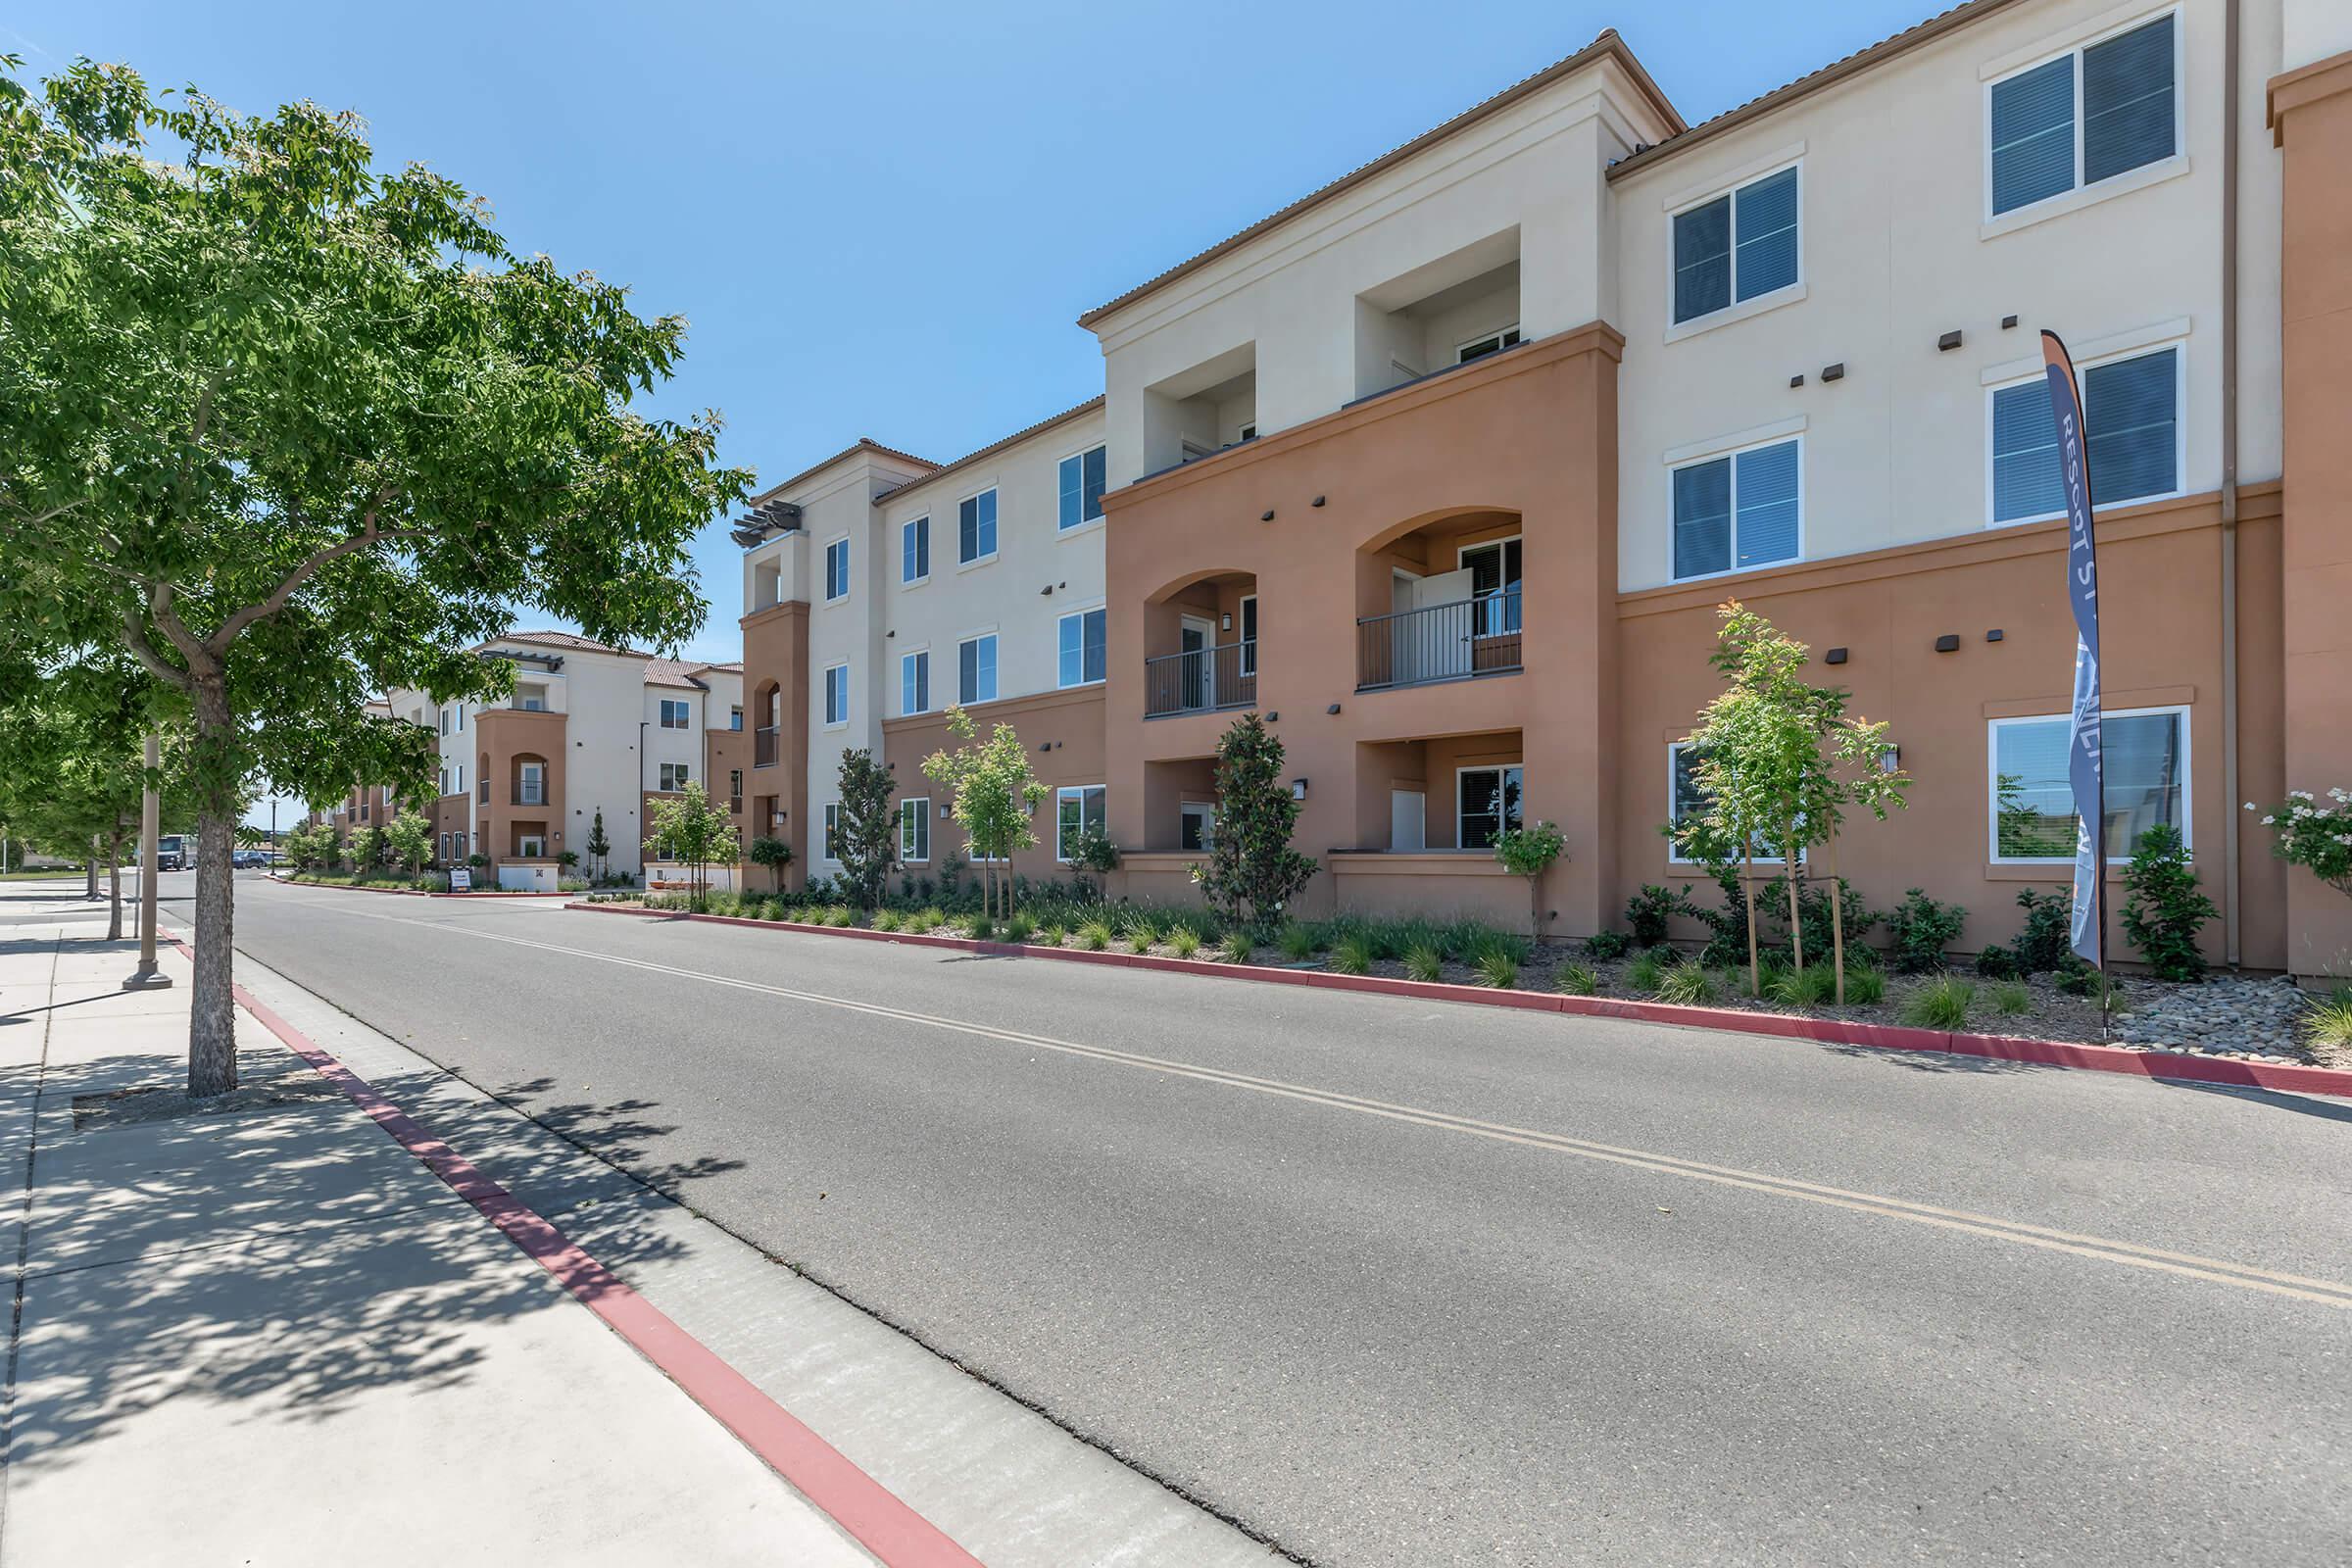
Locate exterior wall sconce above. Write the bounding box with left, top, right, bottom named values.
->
left=1934, top=634, right=1960, bottom=652
left=1937, top=330, right=1963, bottom=352
left=1221, top=612, right=1232, bottom=630
left=1326, top=703, right=1342, bottom=714
left=1311, top=495, right=1326, bottom=507
left=1824, top=647, right=1848, bottom=665
left=1261, top=510, right=1275, bottom=522
left=1291, top=779, right=1308, bottom=801
left=1985, top=628, right=2004, bottom=642
left=1821, top=363, right=1845, bottom=381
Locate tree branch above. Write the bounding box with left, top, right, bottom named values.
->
left=205, top=496, right=422, bottom=654
left=121, top=605, right=191, bottom=693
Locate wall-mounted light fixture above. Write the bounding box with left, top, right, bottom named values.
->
left=1291, top=778, right=1308, bottom=801
left=1261, top=510, right=1275, bottom=522
left=1221, top=612, right=1232, bottom=631
left=1985, top=628, right=2004, bottom=642
left=1311, top=495, right=1326, bottom=508
left=1935, top=634, right=1961, bottom=653
left=1937, top=330, right=1963, bottom=352
left=1822, top=363, right=1846, bottom=382
left=1825, top=647, right=1848, bottom=665
left=1326, top=703, right=1342, bottom=715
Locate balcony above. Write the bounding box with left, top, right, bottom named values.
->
left=1357, top=589, right=1520, bottom=691
left=1145, top=640, right=1257, bottom=718
left=513, top=783, right=546, bottom=807
left=755, top=724, right=780, bottom=768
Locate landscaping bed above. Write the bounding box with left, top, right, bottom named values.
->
left=582, top=891, right=2348, bottom=1073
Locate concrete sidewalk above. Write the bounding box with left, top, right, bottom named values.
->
left=0, top=917, right=878, bottom=1567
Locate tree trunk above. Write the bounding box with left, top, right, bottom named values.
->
left=188, top=680, right=240, bottom=1098
left=85, top=838, right=100, bottom=902
left=1785, top=839, right=1804, bottom=973
left=106, top=826, right=123, bottom=942
left=1529, top=874, right=1544, bottom=944
left=1828, top=829, right=1847, bottom=1006
left=1741, top=846, right=1761, bottom=997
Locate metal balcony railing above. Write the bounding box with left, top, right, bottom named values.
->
left=1356, top=589, right=1521, bottom=691
left=513, top=781, right=545, bottom=806
left=755, top=724, right=780, bottom=768
left=1144, top=640, right=1256, bottom=717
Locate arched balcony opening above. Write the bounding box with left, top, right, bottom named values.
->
left=754, top=680, right=782, bottom=768
left=1354, top=508, right=1521, bottom=692
left=1143, top=569, right=1258, bottom=718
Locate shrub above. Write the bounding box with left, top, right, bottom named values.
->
left=1627, top=951, right=1667, bottom=996
left=1474, top=947, right=1520, bottom=989
left=1493, top=819, right=1568, bottom=938
left=1974, top=944, right=2020, bottom=980
left=1554, top=962, right=1599, bottom=996
left=1126, top=924, right=1154, bottom=954
left=2301, top=985, right=2352, bottom=1054
left=1655, top=959, right=1715, bottom=1005
left=2054, top=961, right=2097, bottom=997
left=1167, top=926, right=1202, bottom=958
left=1886, top=888, right=1966, bottom=974
left=1768, top=962, right=1838, bottom=1007
left=1902, top=976, right=1976, bottom=1029
left=1191, top=711, right=1318, bottom=933
left=2120, top=822, right=2217, bottom=983
left=1331, top=932, right=1375, bottom=975
left=2010, top=888, right=2074, bottom=975
left=1843, top=963, right=1886, bottom=1005
left=2247, top=789, right=2352, bottom=903
left=1040, top=922, right=1067, bottom=948
left=1277, top=921, right=1319, bottom=961
left=1403, top=943, right=1445, bottom=983
left=968, top=913, right=995, bottom=941
left=826, top=906, right=855, bottom=928
left=1989, top=980, right=2033, bottom=1016
left=1442, top=920, right=1504, bottom=963
left=1624, top=884, right=1684, bottom=948
left=1076, top=919, right=1112, bottom=952
left=1584, top=929, right=1631, bottom=962
left=872, top=908, right=902, bottom=932
left=1219, top=929, right=1253, bottom=963
left=1002, top=912, right=1035, bottom=945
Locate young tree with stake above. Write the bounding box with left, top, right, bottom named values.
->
left=920, top=708, right=1047, bottom=919
left=0, top=62, right=748, bottom=1095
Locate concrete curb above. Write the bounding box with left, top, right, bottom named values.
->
left=267, top=874, right=574, bottom=900
left=566, top=901, right=2352, bottom=1102
left=179, top=935, right=985, bottom=1568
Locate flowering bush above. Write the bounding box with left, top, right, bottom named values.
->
left=2246, top=789, right=2352, bottom=897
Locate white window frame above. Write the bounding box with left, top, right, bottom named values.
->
left=1179, top=800, right=1216, bottom=853
left=1454, top=324, right=1522, bottom=364
left=1981, top=7, right=2185, bottom=228
left=1237, top=594, right=1258, bottom=677
left=1056, top=444, right=1108, bottom=534
left=1056, top=603, right=1107, bottom=690
left=1664, top=157, right=1804, bottom=339
left=900, top=515, right=930, bottom=588
left=822, top=662, right=850, bottom=728
left=1985, top=704, right=2191, bottom=864
left=1454, top=763, right=1524, bottom=851
left=1666, top=432, right=1805, bottom=584
left=956, top=631, right=999, bottom=707
left=1666, top=742, right=1807, bottom=866
left=823, top=535, right=852, bottom=604
left=1237, top=421, right=1257, bottom=442
left=658, top=697, right=691, bottom=730
left=822, top=802, right=842, bottom=864
left=1054, top=784, right=1106, bottom=861
left=957, top=486, right=999, bottom=568
left=517, top=833, right=545, bottom=858
left=518, top=760, right=546, bottom=805
left=900, top=647, right=930, bottom=717
left=1984, top=336, right=2186, bottom=527
left=657, top=760, right=691, bottom=792
left=900, top=797, right=930, bottom=862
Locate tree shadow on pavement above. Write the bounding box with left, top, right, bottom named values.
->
left=1813, top=1041, right=2054, bottom=1077
left=2157, top=1076, right=2352, bottom=1124
left=0, top=1042, right=710, bottom=1483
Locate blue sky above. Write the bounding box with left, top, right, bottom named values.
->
left=10, top=0, right=1936, bottom=820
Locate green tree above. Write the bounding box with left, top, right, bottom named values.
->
left=2120, top=822, right=2217, bottom=983
left=1492, top=819, right=1567, bottom=942
left=0, top=682, right=193, bottom=940
left=1065, top=820, right=1120, bottom=903
left=832, top=749, right=899, bottom=908
left=585, top=808, right=612, bottom=881
left=0, top=62, right=748, bottom=1094
left=382, top=808, right=432, bottom=875
left=1190, top=711, right=1317, bottom=936
left=919, top=707, right=1047, bottom=919
left=748, top=835, right=793, bottom=894
left=644, top=781, right=739, bottom=911
left=347, top=822, right=385, bottom=875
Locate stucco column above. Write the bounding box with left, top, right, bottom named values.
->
left=2269, top=46, right=2352, bottom=977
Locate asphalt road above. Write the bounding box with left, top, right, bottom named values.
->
left=166, top=874, right=2352, bottom=1566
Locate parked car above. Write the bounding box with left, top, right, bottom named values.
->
left=232, top=849, right=270, bottom=868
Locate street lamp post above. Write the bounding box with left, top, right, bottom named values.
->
left=122, top=728, right=172, bottom=991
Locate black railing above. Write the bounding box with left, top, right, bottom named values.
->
left=513, top=783, right=545, bottom=806
left=755, top=724, right=780, bottom=768
left=1356, top=590, right=1521, bottom=691
left=1144, top=640, right=1257, bottom=717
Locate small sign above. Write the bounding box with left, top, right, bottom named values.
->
left=449, top=868, right=472, bottom=893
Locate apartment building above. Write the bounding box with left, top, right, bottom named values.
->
left=354, top=633, right=747, bottom=888
left=737, top=0, right=2352, bottom=974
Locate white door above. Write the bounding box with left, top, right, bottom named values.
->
left=1180, top=802, right=1215, bottom=852
left=1390, top=790, right=1427, bottom=851
left=1388, top=571, right=1422, bottom=686
left=1180, top=616, right=1215, bottom=710
left=1416, top=566, right=1476, bottom=681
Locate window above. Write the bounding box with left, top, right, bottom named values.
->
left=1238, top=422, right=1257, bottom=442
left=824, top=537, right=851, bottom=602
left=901, top=515, right=930, bottom=584
left=1672, top=437, right=1800, bottom=580
left=729, top=706, right=742, bottom=731
left=517, top=761, right=545, bottom=805
left=1989, top=707, right=2187, bottom=861
left=1457, top=765, right=1523, bottom=851
left=516, top=687, right=546, bottom=711
left=957, top=634, right=998, bottom=705
left=1057, top=447, right=1107, bottom=531
left=439, top=707, right=451, bottom=735
left=659, top=698, right=691, bottom=729
left=1460, top=539, right=1522, bottom=636
left=1180, top=802, right=1216, bottom=853
left=518, top=834, right=545, bottom=858
left=900, top=797, right=930, bottom=862
left=1988, top=13, right=2177, bottom=219
left=1672, top=165, right=1799, bottom=324
left=454, top=831, right=466, bottom=861
left=1057, top=608, right=1106, bottom=688
left=439, top=832, right=452, bottom=863
left=1056, top=785, right=1106, bottom=860
left=658, top=761, right=691, bottom=792
left=823, top=802, right=841, bottom=862
left=453, top=762, right=465, bottom=797
left=901, top=649, right=930, bottom=716
left=1990, top=345, right=2180, bottom=523
left=958, top=489, right=998, bottom=564
left=728, top=769, right=742, bottom=809
left=1238, top=595, right=1258, bottom=677
left=1456, top=325, right=1522, bottom=364
left=1668, top=743, right=1805, bottom=864
left=823, top=662, right=850, bottom=726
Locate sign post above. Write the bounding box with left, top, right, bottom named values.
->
left=2040, top=330, right=2107, bottom=1035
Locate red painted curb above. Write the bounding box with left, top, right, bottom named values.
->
left=565, top=902, right=2352, bottom=1102
left=269, top=875, right=573, bottom=900
left=174, top=939, right=983, bottom=1567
